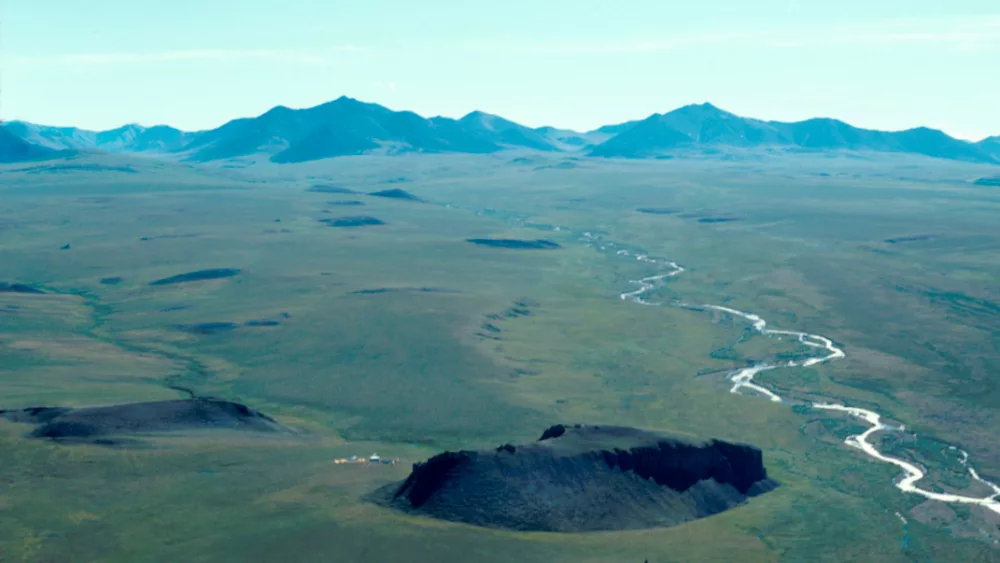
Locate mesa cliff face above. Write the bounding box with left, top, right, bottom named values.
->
left=373, top=424, right=777, bottom=532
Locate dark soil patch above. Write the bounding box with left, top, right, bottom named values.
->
left=177, top=322, right=240, bottom=335
left=0, top=399, right=281, bottom=443
left=484, top=299, right=536, bottom=322
left=149, top=268, right=241, bottom=286
left=534, top=161, right=581, bottom=171
left=99, top=277, right=124, bottom=285
left=973, top=177, right=1000, bottom=186
left=885, top=234, right=937, bottom=244
left=636, top=208, right=680, bottom=215
left=307, top=184, right=356, bottom=194
left=0, top=282, right=44, bottom=294
left=244, top=320, right=280, bottom=327
left=697, top=217, right=740, bottom=223
left=139, top=234, right=200, bottom=241
left=319, top=216, right=385, bottom=228
left=467, top=239, right=561, bottom=250
left=353, top=287, right=461, bottom=295
left=14, top=163, right=138, bottom=174
left=329, top=200, right=366, bottom=206
left=372, top=424, right=777, bottom=532
left=368, top=188, right=422, bottom=202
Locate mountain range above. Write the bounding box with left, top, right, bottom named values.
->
left=3, top=97, right=998, bottom=165
left=589, top=103, right=999, bottom=163
left=0, top=125, right=62, bottom=163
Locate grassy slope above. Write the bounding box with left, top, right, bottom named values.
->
left=1, top=153, right=998, bottom=562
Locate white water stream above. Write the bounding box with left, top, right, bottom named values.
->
left=600, top=234, right=1000, bottom=517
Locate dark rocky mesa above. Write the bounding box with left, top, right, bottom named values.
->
left=372, top=424, right=777, bottom=532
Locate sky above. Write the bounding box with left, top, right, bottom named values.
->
left=2, top=0, right=998, bottom=140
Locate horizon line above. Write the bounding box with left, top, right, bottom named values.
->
left=4, top=96, right=994, bottom=143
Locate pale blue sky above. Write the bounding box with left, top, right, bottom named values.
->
left=3, top=1, right=998, bottom=139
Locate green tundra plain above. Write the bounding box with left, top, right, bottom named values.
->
left=2, top=150, right=999, bottom=562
